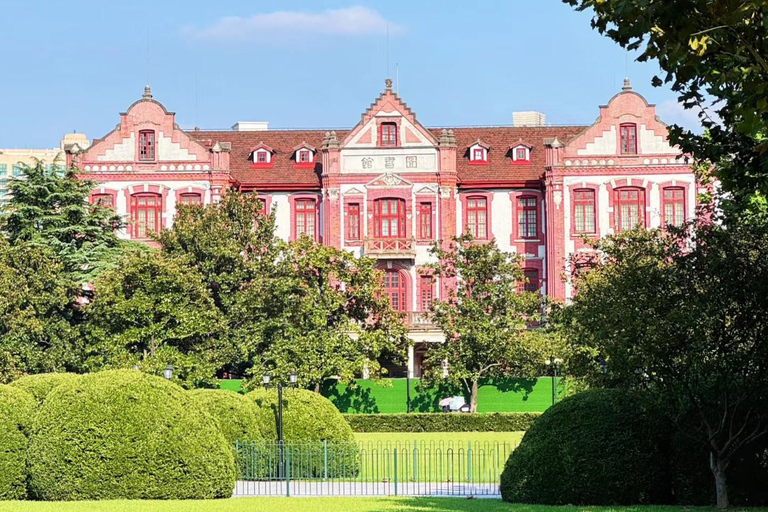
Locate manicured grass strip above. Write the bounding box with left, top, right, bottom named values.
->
left=0, top=499, right=760, bottom=512
left=353, top=431, right=525, bottom=445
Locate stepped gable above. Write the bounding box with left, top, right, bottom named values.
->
left=192, top=129, right=348, bottom=189
left=434, top=126, right=585, bottom=185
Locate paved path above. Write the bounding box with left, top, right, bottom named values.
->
left=233, top=480, right=500, bottom=498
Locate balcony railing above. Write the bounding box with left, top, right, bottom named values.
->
left=403, top=311, right=438, bottom=330
left=363, top=238, right=416, bottom=259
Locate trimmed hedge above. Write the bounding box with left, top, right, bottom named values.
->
left=10, top=373, right=80, bottom=404
left=344, top=412, right=540, bottom=433
left=0, top=385, right=35, bottom=500
left=27, top=370, right=235, bottom=501
left=189, top=389, right=264, bottom=444
left=500, top=389, right=671, bottom=506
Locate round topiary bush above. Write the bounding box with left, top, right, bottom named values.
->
left=0, top=385, right=35, bottom=500
left=189, top=389, right=264, bottom=445
left=10, top=373, right=80, bottom=404
left=27, top=370, right=235, bottom=501
left=500, top=388, right=671, bottom=506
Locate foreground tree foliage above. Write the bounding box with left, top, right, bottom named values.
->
left=564, top=219, right=768, bottom=508
left=563, top=0, right=768, bottom=217
left=422, top=235, right=555, bottom=412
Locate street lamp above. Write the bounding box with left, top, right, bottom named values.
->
left=163, top=365, right=173, bottom=380
left=264, top=371, right=297, bottom=479
left=289, top=371, right=297, bottom=387
left=545, top=357, right=563, bottom=407
left=262, top=373, right=271, bottom=389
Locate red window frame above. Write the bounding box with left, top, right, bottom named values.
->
left=179, top=193, right=202, bottom=205
left=573, top=189, right=596, bottom=234
left=517, top=196, right=538, bottom=239
left=139, top=130, right=155, bottom=161
left=92, top=193, right=113, bottom=208
left=298, top=150, right=310, bottom=163
left=520, top=269, right=539, bottom=293
left=420, top=275, right=434, bottom=312
left=130, top=192, right=162, bottom=239
left=295, top=199, right=317, bottom=240
left=347, top=203, right=361, bottom=241
left=515, top=147, right=528, bottom=161
left=383, top=269, right=407, bottom=312
left=466, top=196, right=488, bottom=239
left=374, top=198, right=406, bottom=239
left=614, top=187, right=645, bottom=232
left=418, top=202, right=433, bottom=239
left=620, top=123, right=637, bottom=154
left=662, top=187, right=685, bottom=227
left=256, top=151, right=268, bottom=163
left=379, top=122, right=398, bottom=147
left=472, top=148, right=485, bottom=161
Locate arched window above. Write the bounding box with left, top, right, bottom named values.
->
left=614, top=187, right=645, bottom=232
left=179, top=193, right=202, bottom=205
left=382, top=268, right=407, bottom=312
left=374, top=198, right=406, bottom=239
left=295, top=199, right=317, bottom=239
left=517, top=196, right=538, bottom=239
left=662, top=187, right=686, bottom=227
left=620, top=123, right=637, bottom=154
left=92, top=193, right=114, bottom=208
left=465, top=196, right=488, bottom=239
left=573, top=189, right=596, bottom=234
left=130, top=192, right=162, bottom=238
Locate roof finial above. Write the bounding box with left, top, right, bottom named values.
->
left=385, top=78, right=393, bottom=93
left=143, top=85, right=153, bottom=99
left=622, top=77, right=632, bottom=91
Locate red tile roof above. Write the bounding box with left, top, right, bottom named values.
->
left=192, top=125, right=585, bottom=189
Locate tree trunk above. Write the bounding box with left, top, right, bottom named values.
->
left=470, top=380, right=478, bottom=413
left=711, top=452, right=729, bottom=509
left=314, top=382, right=321, bottom=394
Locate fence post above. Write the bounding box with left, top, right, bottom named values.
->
left=323, top=440, right=329, bottom=481
left=394, top=448, right=398, bottom=496
left=413, top=440, right=418, bottom=483
left=285, top=445, right=290, bottom=498
left=467, top=441, right=473, bottom=484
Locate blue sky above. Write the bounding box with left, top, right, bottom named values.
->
left=0, top=1, right=700, bottom=148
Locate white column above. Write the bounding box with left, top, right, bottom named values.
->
left=407, top=345, right=415, bottom=378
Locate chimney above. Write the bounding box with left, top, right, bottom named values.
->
left=513, top=111, right=546, bottom=127
left=231, top=121, right=269, bottom=132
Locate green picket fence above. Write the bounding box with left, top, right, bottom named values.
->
left=234, top=439, right=518, bottom=497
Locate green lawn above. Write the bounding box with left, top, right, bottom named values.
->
left=353, top=431, right=525, bottom=446
left=0, top=499, right=762, bottom=512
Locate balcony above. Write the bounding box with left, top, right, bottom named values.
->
left=403, top=311, right=439, bottom=331
left=364, top=238, right=416, bottom=260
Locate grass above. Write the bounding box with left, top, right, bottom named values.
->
left=353, top=432, right=525, bottom=446
left=0, top=499, right=763, bottom=512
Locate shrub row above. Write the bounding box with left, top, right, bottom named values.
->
left=344, top=412, right=540, bottom=432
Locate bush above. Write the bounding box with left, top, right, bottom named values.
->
left=189, top=389, right=264, bottom=444
left=10, top=373, right=80, bottom=404
left=500, top=389, right=671, bottom=506
left=27, top=370, right=235, bottom=500
left=344, top=412, right=540, bottom=432
left=0, top=385, right=35, bottom=500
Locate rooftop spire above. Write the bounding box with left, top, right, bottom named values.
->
left=385, top=78, right=393, bottom=93
left=142, top=85, right=153, bottom=100
left=622, top=77, right=632, bottom=91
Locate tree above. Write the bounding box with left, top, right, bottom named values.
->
left=254, top=236, right=409, bottom=393
left=1, top=160, right=129, bottom=282
left=562, top=1, right=768, bottom=216
left=0, top=239, right=80, bottom=382
left=422, top=235, right=553, bottom=412
left=83, top=251, right=228, bottom=388
left=564, top=220, right=768, bottom=508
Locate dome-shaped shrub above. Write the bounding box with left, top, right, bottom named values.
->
left=189, top=389, right=264, bottom=444
left=0, top=385, right=35, bottom=500
left=27, top=370, right=235, bottom=501
left=500, top=389, right=671, bottom=506
left=10, top=373, right=80, bottom=404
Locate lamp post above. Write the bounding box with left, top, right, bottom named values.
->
left=264, top=371, right=298, bottom=480
left=163, top=365, right=173, bottom=380
left=545, top=357, right=562, bottom=407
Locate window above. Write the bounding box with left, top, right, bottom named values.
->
left=418, top=202, right=433, bottom=239
left=179, top=193, right=202, bottom=205
left=12, top=165, right=22, bottom=177
left=139, top=130, right=155, bottom=161
left=517, top=196, right=538, bottom=239
left=92, top=193, right=113, bottom=208
left=130, top=193, right=162, bottom=238
left=420, top=275, right=434, bottom=311
left=471, top=147, right=487, bottom=163
left=515, top=148, right=528, bottom=161
left=256, top=151, right=268, bottom=163
left=662, top=187, right=685, bottom=227
left=298, top=150, right=311, bottom=163
left=573, top=189, right=596, bottom=234
left=620, top=123, right=637, bottom=154
left=295, top=199, right=316, bottom=239
left=466, top=196, right=488, bottom=239
left=0, top=164, right=6, bottom=176
left=380, top=122, right=398, bottom=146
left=374, top=198, right=406, bottom=239
left=614, top=187, right=645, bottom=232
left=347, top=203, right=361, bottom=241
left=382, top=269, right=406, bottom=312
left=521, top=269, right=539, bottom=293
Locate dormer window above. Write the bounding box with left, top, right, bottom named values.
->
left=299, top=151, right=310, bottom=163
left=256, top=151, right=269, bottom=163
left=292, top=142, right=316, bottom=167
left=379, top=122, right=398, bottom=146
left=250, top=143, right=274, bottom=167
left=468, top=141, right=490, bottom=165
left=510, top=142, right=532, bottom=164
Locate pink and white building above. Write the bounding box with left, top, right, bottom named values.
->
left=67, top=79, right=698, bottom=374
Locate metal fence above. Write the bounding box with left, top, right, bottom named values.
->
left=234, top=439, right=516, bottom=497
